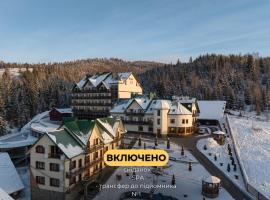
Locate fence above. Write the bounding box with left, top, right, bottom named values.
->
left=226, top=114, right=269, bottom=200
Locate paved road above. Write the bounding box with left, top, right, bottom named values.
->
left=128, top=133, right=254, bottom=200
left=172, top=135, right=254, bottom=200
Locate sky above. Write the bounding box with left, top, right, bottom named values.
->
left=0, top=0, right=270, bottom=63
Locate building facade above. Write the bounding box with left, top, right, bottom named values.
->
left=110, top=96, right=199, bottom=136
left=29, top=117, right=126, bottom=200
left=71, top=72, right=143, bottom=120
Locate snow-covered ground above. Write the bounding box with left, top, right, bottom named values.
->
left=0, top=68, right=33, bottom=77
left=94, top=137, right=234, bottom=200
left=197, top=138, right=245, bottom=189
left=16, top=167, right=30, bottom=200
left=229, top=115, right=270, bottom=197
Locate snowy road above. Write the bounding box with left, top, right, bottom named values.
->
left=128, top=133, right=254, bottom=200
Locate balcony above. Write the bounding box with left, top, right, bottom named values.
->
left=125, top=110, right=145, bottom=116
left=87, top=144, right=104, bottom=153
left=71, top=102, right=112, bottom=106
left=123, top=119, right=153, bottom=125
left=85, top=157, right=103, bottom=168
left=71, top=96, right=112, bottom=100
left=113, top=134, right=125, bottom=143
left=192, top=113, right=199, bottom=117
left=73, top=89, right=111, bottom=93
left=48, top=153, right=63, bottom=159
left=66, top=166, right=85, bottom=179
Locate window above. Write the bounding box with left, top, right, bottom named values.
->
left=50, top=178, right=60, bottom=187
left=157, top=119, right=160, bottom=125
left=186, top=119, right=188, bottom=124
left=182, top=119, right=185, bottom=124
left=36, top=161, right=45, bottom=170
left=138, top=126, right=143, bottom=132
left=50, top=163, right=59, bottom=172
left=50, top=146, right=62, bottom=158
left=36, top=176, right=45, bottom=185
left=94, top=152, right=98, bottom=159
left=105, top=146, right=109, bottom=152
left=69, top=176, right=76, bottom=186
left=79, top=159, right=82, bottom=168
left=85, top=156, right=90, bottom=164
left=178, top=127, right=185, bottom=134
left=94, top=138, right=99, bottom=145
left=148, top=126, right=153, bottom=132
left=168, top=127, right=176, bottom=134
left=70, top=160, right=76, bottom=170
left=157, top=110, right=160, bottom=116
left=36, top=145, right=45, bottom=154
left=170, top=119, right=175, bottom=124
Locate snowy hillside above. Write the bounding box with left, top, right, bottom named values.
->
left=229, top=115, right=270, bottom=197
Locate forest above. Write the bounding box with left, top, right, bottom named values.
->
left=0, top=54, right=270, bottom=135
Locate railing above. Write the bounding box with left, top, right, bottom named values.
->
left=113, top=134, right=125, bottom=143
left=73, top=89, right=111, bottom=93
left=71, top=102, right=112, bottom=106
left=71, top=96, right=112, bottom=99
left=66, top=158, right=104, bottom=179
left=87, top=144, right=104, bottom=153
left=85, top=157, right=103, bottom=168
left=125, top=110, right=145, bottom=116
left=123, top=119, right=153, bottom=125
left=66, top=166, right=85, bottom=179
left=48, top=153, right=62, bottom=159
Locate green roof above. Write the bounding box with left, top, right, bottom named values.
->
left=63, top=119, right=95, bottom=145
left=47, top=129, right=84, bottom=159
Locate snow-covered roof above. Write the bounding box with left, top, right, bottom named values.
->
left=0, top=153, right=24, bottom=194
left=63, top=120, right=95, bottom=145
left=134, top=97, right=152, bottom=110
left=197, top=101, right=226, bottom=120
left=172, top=96, right=196, bottom=103
left=89, top=72, right=111, bottom=87
left=76, top=78, right=87, bottom=89
left=213, top=130, right=225, bottom=135
left=169, top=102, right=192, bottom=115
left=151, top=100, right=171, bottom=110
left=0, top=133, right=37, bottom=149
left=118, top=72, right=132, bottom=80
left=110, top=99, right=133, bottom=113
left=75, top=72, right=135, bottom=90
left=46, top=130, right=85, bottom=159
left=54, top=108, right=72, bottom=114
left=111, top=97, right=195, bottom=115
left=30, top=114, right=62, bottom=134
left=0, top=188, right=14, bottom=200
left=203, top=175, right=221, bottom=184
left=96, top=117, right=125, bottom=143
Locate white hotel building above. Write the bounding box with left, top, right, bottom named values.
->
left=110, top=96, right=199, bottom=136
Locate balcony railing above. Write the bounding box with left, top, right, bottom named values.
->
left=66, top=166, right=85, bottom=179
left=71, top=102, right=112, bottom=106
left=85, top=157, right=103, bottom=168
left=48, top=153, right=62, bottom=159
left=113, top=134, right=124, bottom=143
left=123, top=120, right=153, bottom=125
left=87, top=144, right=104, bottom=153
left=71, top=96, right=112, bottom=100
left=125, top=110, right=145, bottom=116
left=72, top=89, right=111, bottom=93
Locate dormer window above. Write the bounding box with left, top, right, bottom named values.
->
left=36, top=145, right=45, bottom=154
